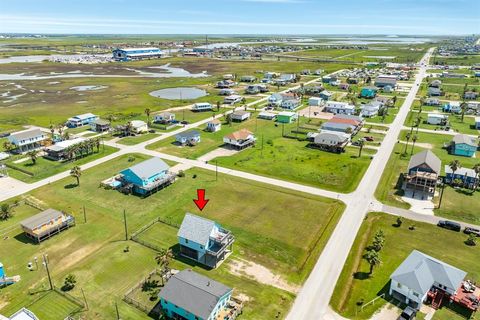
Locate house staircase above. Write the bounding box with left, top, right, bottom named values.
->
left=431, top=290, right=445, bottom=309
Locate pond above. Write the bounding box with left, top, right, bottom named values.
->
left=70, top=85, right=108, bottom=91
left=149, top=87, right=207, bottom=100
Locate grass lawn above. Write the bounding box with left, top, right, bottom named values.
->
left=432, top=54, right=480, bottom=66
left=376, top=130, right=480, bottom=214
left=374, top=143, right=412, bottom=209
left=5, top=145, right=118, bottom=183
left=149, top=113, right=376, bottom=192
left=0, top=153, right=344, bottom=319
left=212, top=117, right=375, bottom=193
left=405, top=111, right=480, bottom=135
left=116, top=133, right=159, bottom=146
left=25, top=291, right=82, bottom=319
left=433, top=186, right=480, bottom=225
left=330, top=212, right=480, bottom=320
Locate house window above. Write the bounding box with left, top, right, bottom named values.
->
left=413, top=292, right=419, bottom=297
left=397, top=282, right=402, bottom=289
left=200, top=246, right=203, bottom=249
left=185, top=239, right=189, bottom=244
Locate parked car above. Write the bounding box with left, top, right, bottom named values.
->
left=398, top=306, right=416, bottom=320
left=464, top=227, right=480, bottom=237
left=364, top=136, right=374, bottom=142
left=437, top=220, right=461, bottom=232
left=397, top=307, right=417, bottom=320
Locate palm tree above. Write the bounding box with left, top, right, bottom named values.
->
left=460, top=101, right=467, bottom=123
left=125, top=122, right=133, bottom=136
left=372, top=230, right=385, bottom=252
left=27, top=149, right=39, bottom=165
left=3, top=141, right=14, bottom=153
left=410, top=135, right=418, bottom=155
left=472, top=163, right=480, bottom=192
left=358, top=139, right=365, bottom=158
left=0, top=203, right=12, bottom=220
left=403, top=133, right=411, bottom=155
left=364, top=248, right=381, bottom=275
left=415, top=116, right=423, bottom=134
left=448, top=160, right=461, bottom=186
left=70, top=166, right=82, bottom=186
left=144, top=108, right=151, bottom=125
left=155, top=248, right=174, bottom=285
left=49, top=124, right=55, bottom=140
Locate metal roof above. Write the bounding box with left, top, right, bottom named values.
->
left=10, top=129, right=45, bottom=141
left=452, top=134, right=476, bottom=147
left=9, top=308, right=39, bottom=320
left=159, top=269, right=232, bottom=319
left=391, top=250, right=466, bottom=295
left=69, top=113, right=96, bottom=121
left=176, top=130, right=200, bottom=139
left=408, top=150, right=441, bottom=174
left=123, top=157, right=170, bottom=180
left=178, top=213, right=215, bottom=246
left=46, top=137, right=85, bottom=152
left=20, top=209, right=64, bottom=230
left=445, top=165, right=477, bottom=178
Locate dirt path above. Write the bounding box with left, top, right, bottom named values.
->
left=228, top=258, right=300, bottom=294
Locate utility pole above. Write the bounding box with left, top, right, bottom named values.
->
left=43, top=254, right=53, bottom=290
left=261, top=134, right=264, bottom=156
left=215, top=160, right=218, bottom=181
left=115, top=302, right=120, bottom=320
left=123, top=209, right=128, bottom=241
left=81, top=288, right=89, bottom=310
left=83, top=205, right=87, bottom=223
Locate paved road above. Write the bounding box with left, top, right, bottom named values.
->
left=285, top=48, right=436, bottom=320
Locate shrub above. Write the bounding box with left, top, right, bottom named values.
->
left=177, top=170, right=185, bottom=178
left=62, top=274, right=76, bottom=291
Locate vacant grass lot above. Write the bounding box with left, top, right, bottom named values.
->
left=405, top=111, right=480, bottom=135
left=432, top=54, right=480, bottom=66
left=4, top=145, right=118, bottom=183
left=0, top=153, right=344, bottom=319
left=215, top=117, right=375, bottom=193
left=330, top=212, right=480, bottom=320
left=116, top=133, right=159, bottom=146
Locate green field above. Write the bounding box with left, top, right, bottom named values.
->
left=432, top=54, right=480, bottom=66
left=330, top=212, right=480, bottom=320
left=0, top=153, right=344, bottom=319
left=4, top=145, right=118, bottom=183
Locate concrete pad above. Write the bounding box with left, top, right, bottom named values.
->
left=401, top=190, right=435, bottom=215
left=196, top=146, right=240, bottom=162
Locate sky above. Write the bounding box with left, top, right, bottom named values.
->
left=0, top=0, right=479, bottom=35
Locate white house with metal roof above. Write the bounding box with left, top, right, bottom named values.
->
left=390, top=250, right=466, bottom=308
left=66, top=113, right=98, bottom=128
left=7, top=129, right=47, bottom=152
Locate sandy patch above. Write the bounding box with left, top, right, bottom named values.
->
left=197, top=147, right=240, bottom=162
left=228, top=258, right=300, bottom=294
left=56, top=243, right=103, bottom=272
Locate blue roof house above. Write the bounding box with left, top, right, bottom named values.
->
left=360, top=87, right=377, bottom=99
left=476, top=117, right=480, bottom=129
left=450, top=134, right=477, bottom=157
left=119, top=157, right=174, bottom=196
left=178, top=213, right=234, bottom=269
left=159, top=269, right=233, bottom=320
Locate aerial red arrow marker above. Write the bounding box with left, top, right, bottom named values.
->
left=193, top=189, right=209, bottom=211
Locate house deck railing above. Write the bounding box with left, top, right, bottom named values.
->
left=207, top=233, right=235, bottom=257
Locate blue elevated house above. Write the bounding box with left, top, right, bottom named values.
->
left=450, top=134, right=477, bottom=157
left=119, top=157, right=175, bottom=197
left=66, top=113, right=98, bottom=128
left=178, top=213, right=234, bottom=269
left=159, top=269, right=234, bottom=320
left=445, top=165, right=479, bottom=189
